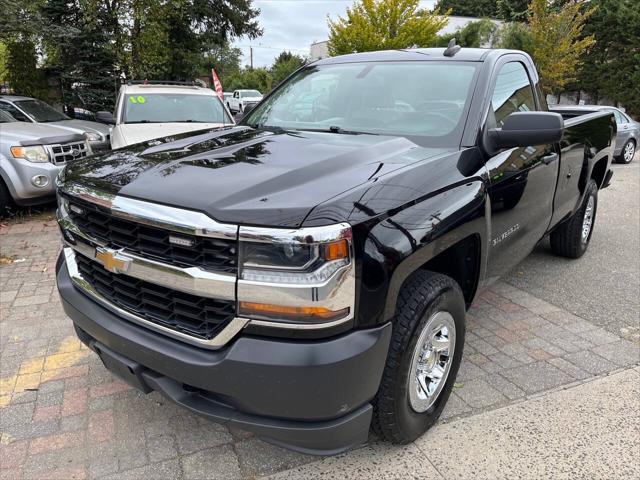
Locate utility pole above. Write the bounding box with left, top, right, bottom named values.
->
left=250, top=46, right=253, bottom=69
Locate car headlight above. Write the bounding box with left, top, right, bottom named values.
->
left=10, top=145, right=49, bottom=163
left=237, top=223, right=355, bottom=325
left=84, top=132, right=102, bottom=142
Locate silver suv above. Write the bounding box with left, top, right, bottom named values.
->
left=0, top=95, right=110, bottom=151
left=0, top=110, right=90, bottom=213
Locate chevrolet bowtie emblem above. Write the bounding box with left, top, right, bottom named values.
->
left=95, top=248, right=130, bottom=274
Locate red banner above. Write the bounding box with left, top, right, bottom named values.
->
left=211, top=68, right=223, bottom=99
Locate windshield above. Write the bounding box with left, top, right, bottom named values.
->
left=15, top=99, right=69, bottom=122
left=0, top=110, right=17, bottom=123
left=241, top=90, right=262, bottom=98
left=244, top=62, right=479, bottom=145
left=123, top=94, right=233, bottom=124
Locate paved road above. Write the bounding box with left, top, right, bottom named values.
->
left=506, top=156, right=640, bottom=343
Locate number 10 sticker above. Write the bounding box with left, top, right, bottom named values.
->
left=129, top=96, right=146, bottom=104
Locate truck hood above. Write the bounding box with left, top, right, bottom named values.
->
left=0, top=121, right=83, bottom=144
left=114, top=122, right=232, bottom=149
left=64, top=126, right=451, bottom=227
left=47, top=119, right=110, bottom=138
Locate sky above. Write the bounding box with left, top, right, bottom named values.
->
left=232, top=0, right=438, bottom=68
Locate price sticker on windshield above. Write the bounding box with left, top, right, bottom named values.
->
left=129, top=96, right=146, bottom=104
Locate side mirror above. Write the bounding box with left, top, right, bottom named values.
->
left=489, top=112, right=564, bottom=149
left=95, top=111, right=115, bottom=125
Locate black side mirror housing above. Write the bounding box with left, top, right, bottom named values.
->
left=95, top=111, right=115, bottom=125
left=489, top=112, right=564, bottom=149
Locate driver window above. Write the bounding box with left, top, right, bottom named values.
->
left=491, top=62, right=536, bottom=127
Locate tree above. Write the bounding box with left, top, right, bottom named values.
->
left=575, top=0, right=640, bottom=116
left=432, top=18, right=500, bottom=47
left=271, top=51, right=305, bottom=86
left=327, top=0, right=449, bottom=55
left=224, top=67, right=272, bottom=93
left=497, top=0, right=530, bottom=21
left=499, top=0, right=596, bottom=94
left=435, top=0, right=497, bottom=18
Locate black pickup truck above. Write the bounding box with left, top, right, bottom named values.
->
left=55, top=48, right=615, bottom=454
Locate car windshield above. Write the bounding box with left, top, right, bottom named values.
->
left=123, top=93, right=233, bottom=124
left=15, top=99, right=69, bottom=122
left=243, top=61, right=479, bottom=145
left=0, top=110, right=17, bottom=123
left=241, top=90, right=262, bottom=98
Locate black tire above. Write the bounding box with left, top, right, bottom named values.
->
left=617, top=139, right=635, bottom=164
left=372, top=270, right=465, bottom=444
left=0, top=179, right=12, bottom=217
left=550, top=179, right=598, bottom=259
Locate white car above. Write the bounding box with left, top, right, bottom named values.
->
left=106, top=82, right=235, bottom=149
left=228, top=89, right=263, bottom=114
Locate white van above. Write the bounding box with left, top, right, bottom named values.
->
left=106, top=81, right=234, bottom=149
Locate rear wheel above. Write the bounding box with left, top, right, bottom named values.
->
left=550, top=179, right=598, bottom=259
left=618, top=140, right=635, bottom=164
left=372, top=271, right=465, bottom=444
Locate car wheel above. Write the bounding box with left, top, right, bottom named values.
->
left=0, top=179, right=12, bottom=217
left=239, top=103, right=244, bottom=114
left=550, top=179, right=598, bottom=259
left=372, top=270, right=465, bottom=444
left=618, top=140, right=635, bottom=164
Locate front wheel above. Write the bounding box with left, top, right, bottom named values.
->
left=618, top=140, right=635, bottom=164
left=372, top=271, right=465, bottom=444
left=550, top=179, right=598, bottom=259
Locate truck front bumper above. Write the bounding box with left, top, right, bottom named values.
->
left=56, top=255, right=391, bottom=455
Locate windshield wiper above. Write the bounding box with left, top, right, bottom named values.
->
left=302, top=126, right=379, bottom=136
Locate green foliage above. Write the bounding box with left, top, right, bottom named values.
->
left=224, top=67, right=272, bottom=93
left=497, top=0, right=530, bottom=21
left=0, top=0, right=262, bottom=109
left=498, top=0, right=595, bottom=94
left=0, top=43, right=9, bottom=85
left=327, top=0, right=449, bottom=55
left=432, top=18, right=500, bottom=48
left=435, top=0, right=497, bottom=18
left=270, top=51, right=305, bottom=86
left=576, top=0, right=640, bottom=116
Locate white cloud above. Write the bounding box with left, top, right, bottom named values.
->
left=233, top=0, right=438, bottom=68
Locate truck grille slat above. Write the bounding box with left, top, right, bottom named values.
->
left=75, top=253, right=235, bottom=340
left=50, top=141, right=89, bottom=165
left=67, top=196, right=237, bottom=274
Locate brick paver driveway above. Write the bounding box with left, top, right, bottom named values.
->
left=1, top=161, right=639, bottom=479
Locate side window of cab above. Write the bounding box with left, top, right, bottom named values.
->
left=490, top=62, right=537, bottom=127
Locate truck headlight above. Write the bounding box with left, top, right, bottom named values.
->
left=10, top=145, right=49, bottom=163
left=84, top=132, right=102, bottom=142
left=237, top=223, right=355, bottom=325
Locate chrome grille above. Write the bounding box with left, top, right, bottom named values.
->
left=64, top=195, right=237, bottom=274
left=75, top=252, right=235, bottom=340
left=49, top=141, right=90, bottom=165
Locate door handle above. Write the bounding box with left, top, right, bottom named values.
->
left=541, top=153, right=558, bottom=165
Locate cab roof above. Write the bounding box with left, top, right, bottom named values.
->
left=313, top=48, right=521, bottom=65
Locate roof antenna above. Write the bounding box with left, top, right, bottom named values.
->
left=444, top=38, right=462, bottom=57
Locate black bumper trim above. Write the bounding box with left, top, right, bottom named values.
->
left=56, top=255, right=391, bottom=454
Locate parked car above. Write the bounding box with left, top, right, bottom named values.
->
left=0, top=110, right=90, bottom=213
left=227, top=89, right=263, bottom=114
left=0, top=95, right=110, bottom=151
left=551, top=104, right=638, bottom=164
left=223, top=92, right=233, bottom=108
left=55, top=48, right=614, bottom=454
left=101, top=81, right=235, bottom=149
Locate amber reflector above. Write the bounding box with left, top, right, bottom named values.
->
left=324, top=239, right=349, bottom=261
left=239, top=302, right=349, bottom=322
